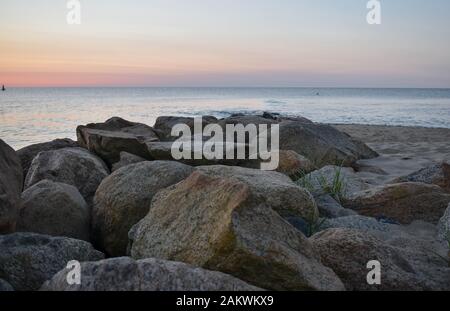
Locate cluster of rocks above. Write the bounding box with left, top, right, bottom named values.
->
left=1, top=113, right=449, bottom=291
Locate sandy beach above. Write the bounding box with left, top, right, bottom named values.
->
left=333, top=124, right=450, bottom=185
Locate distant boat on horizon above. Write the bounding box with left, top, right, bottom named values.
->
left=1, top=85, right=5, bottom=91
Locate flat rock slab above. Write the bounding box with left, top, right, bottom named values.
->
left=77, top=117, right=159, bottom=166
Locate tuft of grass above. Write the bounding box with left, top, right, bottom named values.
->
left=307, top=217, right=326, bottom=238
left=293, top=169, right=314, bottom=191
left=317, top=166, right=346, bottom=203
left=304, top=209, right=326, bottom=238
left=295, top=166, right=347, bottom=203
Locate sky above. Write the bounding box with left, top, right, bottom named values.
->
left=1, top=0, right=450, bottom=87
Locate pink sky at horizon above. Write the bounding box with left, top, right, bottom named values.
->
left=1, top=0, right=450, bottom=88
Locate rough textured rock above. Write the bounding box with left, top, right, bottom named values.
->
left=300, top=165, right=371, bottom=199
left=145, top=141, right=253, bottom=167
left=0, top=233, right=104, bottom=291
left=395, top=162, right=450, bottom=192
left=437, top=203, right=450, bottom=242
left=77, top=117, right=159, bottom=166
left=92, top=161, right=195, bottom=256
left=154, top=116, right=218, bottom=141
left=41, top=257, right=261, bottom=291
left=16, top=138, right=78, bottom=178
left=320, top=215, right=392, bottom=232
left=280, top=115, right=314, bottom=123
left=130, top=172, right=344, bottom=291
left=278, top=121, right=378, bottom=167
left=24, top=147, right=109, bottom=205
left=197, top=165, right=318, bottom=220
left=0, top=139, right=23, bottom=233
left=276, top=150, right=316, bottom=178
left=343, top=182, right=450, bottom=224
left=111, top=152, right=146, bottom=172
left=17, top=180, right=90, bottom=241
left=0, top=279, right=14, bottom=291
left=314, top=194, right=357, bottom=218
left=311, top=228, right=450, bottom=290
left=218, top=115, right=278, bottom=129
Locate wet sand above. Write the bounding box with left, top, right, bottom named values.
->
left=332, top=124, right=450, bottom=185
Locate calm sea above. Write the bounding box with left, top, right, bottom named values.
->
left=1, top=87, right=450, bottom=150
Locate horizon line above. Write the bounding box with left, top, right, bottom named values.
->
left=3, top=86, right=450, bottom=90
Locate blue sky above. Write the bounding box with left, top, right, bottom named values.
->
left=1, top=0, right=450, bottom=87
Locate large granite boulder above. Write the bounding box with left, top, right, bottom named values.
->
left=154, top=116, right=218, bottom=141
left=92, top=161, right=195, bottom=256
left=41, top=257, right=261, bottom=291
left=0, top=139, right=23, bottom=233
left=0, top=233, right=104, bottom=291
left=343, top=182, right=450, bottom=224
left=130, top=172, right=344, bottom=291
left=197, top=165, right=318, bottom=220
left=16, top=138, right=78, bottom=178
left=24, top=147, right=109, bottom=205
left=278, top=121, right=378, bottom=167
left=17, top=180, right=90, bottom=241
left=311, top=228, right=450, bottom=290
left=77, top=117, right=159, bottom=166
left=395, top=162, right=450, bottom=193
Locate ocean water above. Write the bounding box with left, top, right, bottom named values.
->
left=1, top=87, right=450, bottom=150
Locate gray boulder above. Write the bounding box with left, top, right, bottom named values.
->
left=0, top=279, right=14, bottom=291
left=24, top=147, right=109, bottom=205
left=145, top=141, right=253, bottom=167
left=197, top=165, right=318, bottom=220
left=320, top=215, right=392, bottom=232
left=154, top=116, right=218, bottom=141
left=437, top=203, right=450, bottom=242
left=111, top=152, right=147, bottom=172
left=0, top=139, right=23, bottom=233
left=275, top=150, right=316, bottom=178
left=311, top=228, right=450, bottom=290
left=314, top=194, right=357, bottom=218
left=0, top=233, right=104, bottom=291
left=343, top=182, right=450, bottom=224
left=395, top=162, right=450, bottom=192
left=130, top=171, right=344, bottom=291
left=92, top=161, right=195, bottom=256
left=278, top=121, right=378, bottom=167
left=17, top=180, right=90, bottom=241
left=41, top=257, right=261, bottom=291
left=218, top=115, right=278, bottom=129
left=16, top=138, right=78, bottom=178
left=77, top=117, right=159, bottom=166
